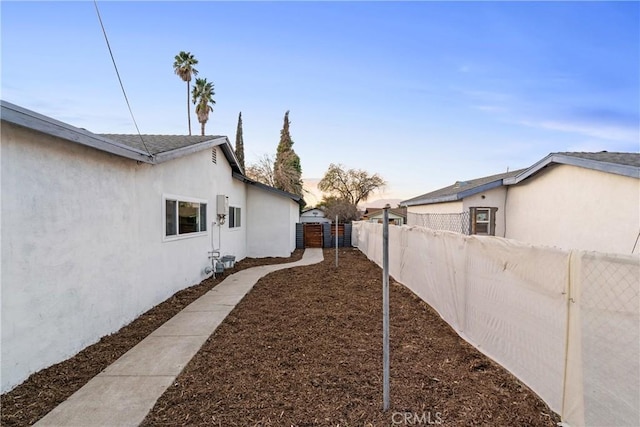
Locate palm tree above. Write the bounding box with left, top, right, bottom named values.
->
left=173, top=51, right=199, bottom=135
left=191, top=78, right=216, bottom=136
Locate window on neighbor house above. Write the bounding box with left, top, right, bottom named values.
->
left=165, top=198, right=207, bottom=237
left=229, top=206, right=241, bottom=228
left=470, top=207, right=497, bottom=236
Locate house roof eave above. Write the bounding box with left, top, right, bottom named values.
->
left=153, top=137, right=228, bottom=164
left=1, top=100, right=155, bottom=164
left=400, top=194, right=459, bottom=207
left=2, top=101, right=247, bottom=174
left=504, top=153, right=640, bottom=184
left=233, top=172, right=303, bottom=204
left=218, top=141, right=244, bottom=175
left=401, top=179, right=504, bottom=207
left=456, top=179, right=505, bottom=199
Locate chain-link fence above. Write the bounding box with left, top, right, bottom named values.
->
left=352, top=221, right=640, bottom=427
left=564, top=252, right=640, bottom=426
left=407, top=212, right=470, bottom=234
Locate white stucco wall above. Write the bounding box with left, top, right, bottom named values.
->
left=245, top=185, right=299, bottom=258
left=219, top=179, right=248, bottom=260
left=1, top=124, right=250, bottom=392
left=505, top=164, right=640, bottom=254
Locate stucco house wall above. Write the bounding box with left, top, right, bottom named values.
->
left=245, top=184, right=299, bottom=258
left=0, top=123, right=249, bottom=392
left=406, top=200, right=464, bottom=215
left=406, top=201, right=463, bottom=227
left=220, top=179, right=248, bottom=260
left=406, top=193, right=508, bottom=234
left=505, top=164, right=640, bottom=254
left=1, top=101, right=301, bottom=392
left=462, top=187, right=508, bottom=237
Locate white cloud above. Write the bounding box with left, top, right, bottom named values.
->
left=523, top=119, right=639, bottom=143
left=473, top=104, right=507, bottom=113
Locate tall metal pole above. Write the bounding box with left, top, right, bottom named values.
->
left=336, top=215, right=339, bottom=268
left=382, top=204, right=390, bottom=411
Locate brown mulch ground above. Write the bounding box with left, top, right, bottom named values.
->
left=0, top=251, right=303, bottom=427
left=141, top=248, right=560, bottom=427
left=2, top=247, right=560, bottom=426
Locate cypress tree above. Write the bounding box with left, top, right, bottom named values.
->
left=273, top=111, right=303, bottom=198
left=235, top=112, right=245, bottom=171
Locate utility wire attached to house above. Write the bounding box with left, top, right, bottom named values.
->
left=93, top=0, right=152, bottom=158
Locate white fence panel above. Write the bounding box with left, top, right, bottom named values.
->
left=352, top=221, right=640, bottom=427
left=564, top=252, right=640, bottom=426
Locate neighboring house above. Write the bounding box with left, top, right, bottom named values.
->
left=362, top=207, right=407, bottom=226
left=300, top=207, right=331, bottom=223
left=1, top=101, right=301, bottom=392
left=401, top=152, right=640, bottom=255
left=402, top=170, right=524, bottom=236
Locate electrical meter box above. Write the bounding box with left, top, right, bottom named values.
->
left=216, top=195, right=229, bottom=215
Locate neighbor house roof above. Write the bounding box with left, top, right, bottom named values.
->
left=401, top=151, right=640, bottom=208
left=504, top=151, right=640, bottom=184
left=401, top=169, right=524, bottom=207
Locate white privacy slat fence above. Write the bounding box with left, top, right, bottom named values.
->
left=352, top=222, right=639, bottom=427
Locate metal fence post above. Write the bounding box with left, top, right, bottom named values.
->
left=336, top=215, right=339, bottom=268
left=382, top=204, right=390, bottom=411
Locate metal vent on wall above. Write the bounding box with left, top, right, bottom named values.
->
left=211, top=147, right=217, bottom=164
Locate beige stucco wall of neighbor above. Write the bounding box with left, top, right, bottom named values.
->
left=245, top=185, right=299, bottom=258
left=505, top=164, right=640, bottom=254
left=0, top=124, right=255, bottom=392
left=463, top=187, right=508, bottom=237
left=407, top=200, right=464, bottom=215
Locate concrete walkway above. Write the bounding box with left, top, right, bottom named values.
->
left=35, top=249, right=324, bottom=427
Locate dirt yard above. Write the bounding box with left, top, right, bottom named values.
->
left=142, top=248, right=559, bottom=426
left=2, top=247, right=559, bottom=426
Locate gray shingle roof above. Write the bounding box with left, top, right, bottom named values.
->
left=505, top=151, right=640, bottom=185
left=557, top=152, right=640, bottom=168
left=401, top=169, right=524, bottom=207
left=402, top=151, right=640, bottom=207
left=100, top=134, right=223, bottom=155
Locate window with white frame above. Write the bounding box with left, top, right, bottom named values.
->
left=165, top=197, right=207, bottom=238
left=228, top=206, right=241, bottom=228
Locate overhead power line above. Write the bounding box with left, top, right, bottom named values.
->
left=93, top=0, right=152, bottom=158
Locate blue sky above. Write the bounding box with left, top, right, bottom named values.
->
left=2, top=1, right=639, bottom=203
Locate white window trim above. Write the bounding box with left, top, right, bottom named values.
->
left=162, top=194, right=209, bottom=242
left=228, top=206, right=242, bottom=230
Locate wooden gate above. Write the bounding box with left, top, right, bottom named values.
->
left=303, top=224, right=323, bottom=248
